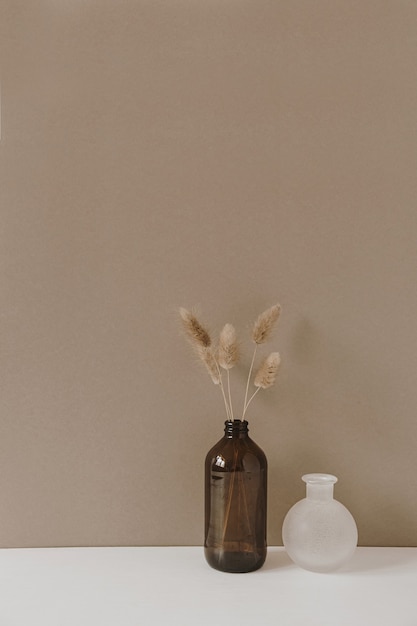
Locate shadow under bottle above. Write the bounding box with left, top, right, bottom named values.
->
left=204, top=419, right=267, bottom=573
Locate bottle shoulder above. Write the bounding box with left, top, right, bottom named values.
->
left=205, top=435, right=267, bottom=470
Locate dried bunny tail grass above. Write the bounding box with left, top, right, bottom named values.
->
left=197, top=346, right=221, bottom=385
left=179, top=307, right=211, bottom=348
left=254, top=352, right=281, bottom=389
left=251, top=304, right=281, bottom=344
left=217, top=323, right=239, bottom=370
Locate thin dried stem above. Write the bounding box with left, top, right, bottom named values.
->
left=220, top=378, right=232, bottom=421
left=197, top=345, right=231, bottom=419
left=197, top=346, right=221, bottom=385
left=242, top=387, right=261, bottom=420
left=227, top=369, right=234, bottom=420
left=222, top=443, right=239, bottom=544
left=242, top=343, right=258, bottom=419
left=242, top=352, right=281, bottom=419
left=217, top=323, right=239, bottom=420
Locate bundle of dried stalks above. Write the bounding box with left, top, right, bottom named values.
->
left=179, top=303, right=282, bottom=421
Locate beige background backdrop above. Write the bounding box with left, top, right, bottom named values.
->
left=1, top=1, right=416, bottom=548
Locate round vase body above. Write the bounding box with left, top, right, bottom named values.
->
left=204, top=420, right=267, bottom=573
left=282, top=474, right=358, bottom=573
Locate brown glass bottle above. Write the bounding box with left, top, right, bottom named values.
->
left=204, top=419, right=267, bottom=573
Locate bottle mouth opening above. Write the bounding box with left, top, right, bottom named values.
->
left=224, top=419, right=248, bottom=434
left=302, top=473, right=338, bottom=485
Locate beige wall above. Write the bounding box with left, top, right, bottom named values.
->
left=1, top=1, right=416, bottom=548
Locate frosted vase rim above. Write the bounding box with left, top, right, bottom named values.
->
left=302, top=473, right=338, bottom=485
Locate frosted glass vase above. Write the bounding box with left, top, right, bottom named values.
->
left=282, top=474, right=358, bottom=573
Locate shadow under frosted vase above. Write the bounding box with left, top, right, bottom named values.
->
left=204, top=420, right=267, bottom=573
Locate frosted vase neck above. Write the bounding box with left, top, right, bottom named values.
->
left=303, top=474, right=338, bottom=502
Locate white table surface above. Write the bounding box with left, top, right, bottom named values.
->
left=0, top=546, right=416, bottom=626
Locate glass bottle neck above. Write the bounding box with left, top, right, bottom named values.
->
left=224, top=419, right=249, bottom=438
left=306, top=483, right=334, bottom=501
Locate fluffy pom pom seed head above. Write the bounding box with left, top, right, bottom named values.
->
left=179, top=307, right=211, bottom=348
left=218, top=323, right=239, bottom=370
left=252, top=304, right=281, bottom=344
left=254, top=352, right=281, bottom=389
